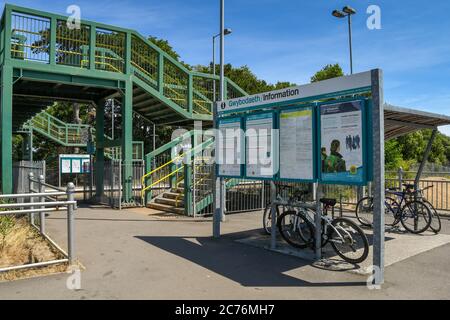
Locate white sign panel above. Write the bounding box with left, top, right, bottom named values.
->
left=320, top=100, right=364, bottom=183
left=279, top=107, right=314, bottom=180
left=61, top=159, right=71, bottom=173
left=245, top=113, right=276, bottom=178
left=59, top=154, right=91, bottom=174
left=217, top=118, right=243, bottom=177
left=218, top=71, right=372, bottom=114
left=71, top=159, right=81, bottom=173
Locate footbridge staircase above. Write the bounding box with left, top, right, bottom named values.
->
left=0, top=4, right=247, bottom=195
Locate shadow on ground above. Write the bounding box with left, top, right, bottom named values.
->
left=135, top=228, right=368, bottom=288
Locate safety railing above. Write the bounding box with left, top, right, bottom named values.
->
left=141, top=131, right=214, bottom=204
left=23, top=110, right=91, bottom=146
left=0, top=175, right=77, bottom=273
left=4, top=4, right=247, bottom=120
left=23, top=110, right=144, bottom=160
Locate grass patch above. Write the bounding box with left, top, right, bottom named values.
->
left=0, top=217, right=67, bottom=281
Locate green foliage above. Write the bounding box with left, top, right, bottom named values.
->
left=148, top=36, right=191, bottom=69
left=194, top=64, right=296, bottom=95
left=311, top=64, right=344, bottom=83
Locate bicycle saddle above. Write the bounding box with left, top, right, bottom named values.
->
left=402, top=183, right=415, bottom=190
left=320, top=198, right=337, bottom=207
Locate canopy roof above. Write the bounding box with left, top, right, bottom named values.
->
left=384, top=104, right=450, bottom=140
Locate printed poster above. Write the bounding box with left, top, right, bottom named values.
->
left=320, top=100, right=364, bottom=184
left=279, top=107, right=314, bottom=181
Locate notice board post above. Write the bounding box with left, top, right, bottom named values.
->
left=371, top=69, right=385, bottom=285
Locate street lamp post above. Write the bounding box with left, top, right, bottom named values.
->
left=332, top=6, right=356, bottom=74
left=212, top=28, right=232, bottom=102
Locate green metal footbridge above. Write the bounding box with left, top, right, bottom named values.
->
left=0, top=4, right=247, bottom=202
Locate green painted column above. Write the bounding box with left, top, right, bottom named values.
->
left=95, top=99, right=105, bottom=199
left=1, top=65, right=13, bottom=194
left=121, top=81, right=133, bottom=202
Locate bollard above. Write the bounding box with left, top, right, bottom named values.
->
left=66, top=182, right=76, bottom=265
left=28, top=172, right=35, bottom=225
left=398, top=167, right=403, bottom=190
left=39, top=174, right=46, bottom=235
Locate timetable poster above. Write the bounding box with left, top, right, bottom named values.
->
left=217, top=118, right=243, bottom=177
left=245, top=113, right=275, bottom=178
left=320, top=100, right=364, bottom=184
left=279, top=107, right=314, bottom=181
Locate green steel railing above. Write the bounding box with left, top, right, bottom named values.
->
left=23, top=110, right=144, bottom=160
left=2, top=4, right=247, bottom=120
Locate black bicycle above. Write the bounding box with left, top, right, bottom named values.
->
left=277, top=195, right=369, bottom=264
left=355, top=184, right=433, bottom=234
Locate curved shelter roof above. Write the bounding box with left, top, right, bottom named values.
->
left=384, top=103, right=450, bottom=140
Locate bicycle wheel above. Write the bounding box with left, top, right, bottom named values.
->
left=277, top=210, right=314, bottom=249
left=329, top=217, right=369, bottom=264
left=424, top=200, right=441, bottom=234
left=400, top=200, right=432, bottom=234
left=263, top=204, right=281, bottom=235
left=355, top=197, right=373, bottom=227
left=355, top=196, right=399, bottom=227
left=385, top=197, right=401, bottom=226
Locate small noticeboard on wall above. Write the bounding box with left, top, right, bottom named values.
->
left=318, top=99, right=366, bottom=185
left=59, top=154, right=91, bottom=174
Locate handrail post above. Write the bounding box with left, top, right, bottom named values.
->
left=66, top=182, right=76, bottom=265
left=28, top=172, right=35, bottom=225
left=39, top=174, right=46, bottom=235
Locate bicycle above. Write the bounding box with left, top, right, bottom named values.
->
left=417, top=185, right=441, bottom=234
left=355, top=184, right=432, bottom=234
left=262, top=186, right=308, bottom=234
left=277, top=194, right=369, bottom=264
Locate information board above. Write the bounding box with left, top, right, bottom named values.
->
left=59, top=155, right=91, bottom=174
left=279, top=106, right=314, bottom=181
left=319, top=100, right=365, bottom=184
left=217, top=117, right=243, bottom=177
left=245, top=113, right=276, bottom=179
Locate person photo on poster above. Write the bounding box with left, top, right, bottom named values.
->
left=320, top=100, right=364, bottom=183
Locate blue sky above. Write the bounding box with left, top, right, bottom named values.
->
left=3, top=0, right=450, bottom=134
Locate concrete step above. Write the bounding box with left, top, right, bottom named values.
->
left=147, top=202, right=185, bottom=215
left=171, top=187, right=184, bottom=193
left=155, top=197, right=184, bottom=207
left=163, top=192, right=184, bottom=200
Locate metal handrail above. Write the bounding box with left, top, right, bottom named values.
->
left=0, top=173, right=78, bottom=268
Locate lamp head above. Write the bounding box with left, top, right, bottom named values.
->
left=343, top=6, right=356, bottom=15
left=224, top=28, right=232, bottom=35
left=332, top=10, right=346, bottom=18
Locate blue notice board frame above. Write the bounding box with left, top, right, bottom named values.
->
left=276, top=104, right=317, bottom=183
left=316, top=98, right=369, bottom=186
left=59, top=155, right=91, bottom=174
left=243, top=111, right=278, bottom=181
left=216, top=116, right=244, bottom=178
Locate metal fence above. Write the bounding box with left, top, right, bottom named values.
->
left=0, top=176, right=77, bottom=273
left=97, top=160, right=144, bottom=209
left=13, top=160, right=46, bottom=194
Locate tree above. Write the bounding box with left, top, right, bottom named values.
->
left=311, top=64, right=344, bottom=83
left=148, top=36, right=191, bottom=69
left=194, top=64, right=296, bottom=95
